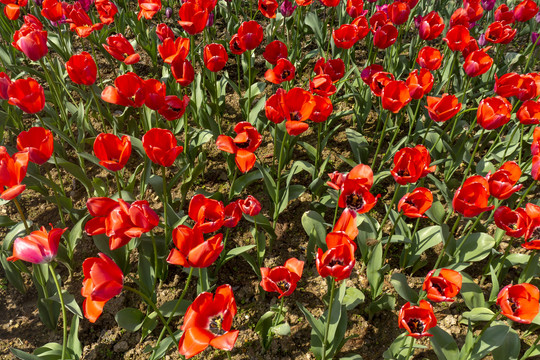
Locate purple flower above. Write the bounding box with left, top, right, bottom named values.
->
left=206, top=12, right=214, bottom=27
left=532, top=32, right=539, bottom=44
left=32, top=0, right=43, bottom=5
left=481, top=0, right=496, bottom=11
left=280, top=0, right=297, bottom=17
left=536, top=11, right=540, bottom=23
left=166, top=7, right=173, bottom=18
left=414, top=15, right=422, bottom=28
left=478, top=33, right=486, bottom=46
left=77, top=0, right=94, bottom=12
left=376, top=4, right=388, bottom=14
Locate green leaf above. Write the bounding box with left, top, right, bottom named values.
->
left=390, top=273, right=419, bottom=304
left=492, top=327, right=520, bottom=360
left=367, top=294, right=396, bottom=317
left=0, top=215, right=16, bottom=227
left=297, top=301, right=324, bottom=339
left=404, top=225, right=447, bottom=268
left=302, top=210, right=328, bottom=262
left=34, top=342, right=63, bottom=360
left=0, top=255, right=26, bottom=293
left=429, top=326, right=459, bottom=360
left=460, top=273, right=486, bottom=310
left=49, top=290, right=83, bottom=318
left=271, top=322, right=291, bottom=336
left=159, top=300, right=190, bottom=317
left=230, top=171, right=262, bottom=197
left=115, top=307, right=146, bottom=332
left=340, top=356, right=364, bottom=360
left=469, top=324, right=510, bottom=360
left=55, top=157, right=92, bottom=194
left=367, top=243, right=384, bottom=297
left=255, top=310, right=276, bottom=349
left=461, top=307, right=494, bottom=323
left=453, top=233, right=495, bottom=264
left=346, top=128, right=369, bottom=164
left=67, top=316, right=82, bottom=359
left=10, top=348, right=40, bottom=360
left=342, top=286, right=365, bottom=311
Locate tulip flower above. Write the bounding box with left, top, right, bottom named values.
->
left=398, top=187, right=433, bottom=218
left=93, top=133, right=131, bottom=172
left=370, top=71, right=394, bottom=96
left=167, top=225, right=223, bottom=268
left=443, top=25, right=471, bottom=52
left=332, top=24, right=359, bottom=49
left=101, top=72, right=146, bottom=108
left=41, top=0, right=63, bottom=22
left=494, top=206, right=529, bottom=238
left=477, top=96, right=512, bottom=130
left=158, top=37, right=190, bottom=64
left=532, top=127, right=540, bottom=156
left=390, top=145, right=435, bottom=185
left=259, top=0, right=278, bottom=18
left=497, top=283, right=540, bottom=324
left=95, top=0, right=118, bottom=24
left=138, top=0, right=161, bottom=20
left=261, top=258, right=304, bottom=298
left=158, top=95, right=190, bottom=121
left=485, top=21, right=517, bottom=44
left=237, top=21, right=264, bottom=50
left=351, top=15, right=370, bottom=40
left=265, top=58, right=295, bottom=84
left=143, top=78, right=166, bottom=110
left=65, top=2, right=104, bottom=37
left=103, top=34, right=141, bottom=65
left=370, top=10, right=390, bottom=29
left=263, top=40, right=288, bottom=65
left=216, top=122, right=262, bottom=173
left=494, top=72, right=522, bottom=98
left=203, top=43, right=228, bottom=72
left=338, top=178, right=379, bottom=214
left=16, top=127, right=54, bottom=165
left=346, top=0, right=364, bottom=18
left=417, top=46, right=443, bottom=70
left=7, top=225, right=66, bottom=264
left=0, top=146, right=29, bottom=201
left=523, top=203, right=540, bottom=249
left=361, top=64, right=384, bottom=85
left=463, top=48, right=493, bottom=77
left=12, top=23, right=48, bottom=61
left=398, top=300, right=437, bottom=338
left=425, top=94, right=462, bottom=123
left=156, top=23, right=175, bottom=41
left=449, top=9, right=470, bottom=29
left=310, top=95, right=333, bottom=123
left=280, top=0, right=296, bottom=16
left=178, top=0, right=209, bottom=35
left=223, top=201, right=242, bottom=228
left=452, top=175, right=494, bottom=218
left=65, top=52, right=97, bottom=86
left=316, top=233, right=356, bottom=281
left=189, top=194, right=225, bottom=233
left=178, top=284, right=239, bottom=359
left=314, top=58, right=345, bottom=83
left=309, top=74, right=336, bottom=97
left=422, top=269, right=462, bottom=302
left=0, top=72, right=11, bottom=100
left=229, top=34, right=246, bottom=55
left=279, top=87, right=316, bottom=136
left=238, top=195, right=261, bottom=216
left=487, top=161, right=523, bottom=200
left=388, top=1, right=410, bottom=25
left=418, top=11, right=445, bottom=40
left=142, top=128, right=183, bottom=167
left=81, top=253, right=124, bottom=323
left=495, top=4, right=515, bottom=24
left=406, top=69, right=433, bottom=99
left=373, top=23, right=398, bottom=49
left=381, top=80, right=412, bottom=113
left=514, top=0, right=539, bottom=22
left=7, top=77, right=45, bottom=114
left=518, top=100, right=540, bottom=125
left=171, top=58, right=195, bottom=86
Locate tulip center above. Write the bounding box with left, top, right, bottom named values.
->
left=508, top=222, right=518, bottom=230
left=531, top=226, right=540, bottom=239
left=290, top=111, right=302, bottom=121
left=281, top=70, right=291, bottom=79
left=396, top=169, right=410, bottom=177
left=432, top=282, right=444, bottom=295
left=209, top=314, right=226, bottom=336
left=328, top=258, right=344, bottom=267
left=404, top=199, right=416, bottom=206
left=277, top=280, right=290, bottom=292
left=235, top=139, right=251, bottom=149
left=346, top=193, right=365, bottom=211
left=233, top=42, right=242, bottom=52
left=508, top=299, right=519, bottom=313
left=407, top=318, right=424, bottom=334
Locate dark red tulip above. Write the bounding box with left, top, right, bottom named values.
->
left=381, top=80, right=411, bottom=113
left=346, top=0, right=364, bottom=18
left=156, top=23, right=175, bottom=41
left=16, top=126, right=53, bottom=165
left=0, top=147, right=28, bottom=201
left=332, top=24, right=358, bottom=49
left=370, top=10, right=390, bottom=30
left=237, top=21, right=264, bottom=50
left=523, top=203, right=540, bottom=249
left=406, top=69, right=433, bottom=99
left=262, top=40, right=288, bottom=65
left=261, top=258, right=304, bottom=298
left=463, top=48, right=493, bottom=77
left=93, top=133, right=131, bottom=172
left=142, top=128, right=183, bottom=167
left=477, top=96, right=512, bottom=130
left=494, top=206, right=529, bottom=238
left=203, top=43, right=228, bottom=72
left=497, top=283, right=539, bottom=324
left=158, top=95, right=190, bottom=121
left=223, top=201, right=242, bottom=228
left=171, top=58, right=195, bottom=87
left=422, top=269, right=462, bottom=303
left=390, top=145, right=435, bottom=185
left=495, top=4, right=515, bottom=24
left=370, top=71, right=394, bottom=97
left=516, top=75, right=539, bottom=101
left=265, top=58, right=295, bottom=84
left=167, top=225, right=223, bottom=268
left=443, top=25, right=471, bottom=52
left=313, top=58, right=345, bottom=83
left=361, top=64, right=384, bottom=86
left=425, top=94, right=462, bottom=122
left=418, top=11, right=445, bottom=40
left=238, top=195, right=262, bottom=216
left=189, top=194, right=225, bottom=233
left=229, top=34, right=246, bottom=55
left=216, top=122, right=262, bottom=173
left=514, top=0, right=539, bottom=22
left=461, top=37, right=479, bottom=59
left=178, top=0, right=208, bottom=35
left=398, top=300, right=437, bottom=339
left=465, top=0, right=484, bottom=22
left=12, top=24, right=48, bottom=61
left=388, top=1, right=410, bottom=25
left=0, top=72, right=11, bottom=100
left=373, top=23, right=398, bottom=49
left=452, top=175, right=494, bottom=218
left=398, top=187, right=433, bottom=218
left=487, top=161, right=523, bottom=200
left=66, top=52, right=97, bottom=86
left=351, top=15, right=370, bottom=40
left=8, top=77, right=45, bottom=114
left=485, top=21, right=517, bottom=44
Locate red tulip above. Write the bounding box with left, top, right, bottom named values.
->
left=189, top=194, right=225, bottom=233
left=477, top=96, right=512, bottom=130
left=463, top=48, right=493, bottom=77
left=261, top=258, right=304, bottom=298
left=425, top=94, right=461, bottom=122
left=143, top=78, right=166, bottom=110
left=203, top=43, right=228, bottom=72
left=497, top=283, right=539, bottom=324
left=316, top=233, right=356, bottom=281
left=223, top=201, right=242, bottom=228
left=523, top=203, right=540, bottom=249
left=12, top=23, right=48, bottom=61
left=65, top=2, right=104, bottom=37
left=178, top=0, right=208, bottom=35
left=158, top=95, right=190, bottom=121
left=417, top=46, right=443, bottom=71
left=495, top=4, right=515, bottom=24
left=167, top=225, right=223, bottom=268
left=7, top=78, right=45, bottom=114
left=465, top=0, right=484, bottom=22
left=95, top=0, right=118, bottom=24
left=237, top=21, right=263, bottom=50
left=533, top=127, right=540, bottom=156
left=41, top=0, right=63, bottom=22
left=265, top=58, right=295, bottom=84
left=346, top=0, right=364, bottom=18
left=494, top=206, right=529, bottom=238
left=280, top=87, right=316, bottom=136
left=93, top=133, right=131, bottom=172
left=371, top=71, right=395, bottom=96
left=310, top=74, right=336, bottom=97
left=398, top=300, right=437, bottom=339
left=398, top=187, right=433, bottom=218
left=138, top=0, right=161, bottom=20
left=333, top=209, right=359, bottom=240
left=0, top=72, right=11, bottom=100
left=532, top=155, right=540, bottom=181
left=238, top=195, right=261, bottom=216
left=171, top=58, right=195, bottom=87
left=178, top=284, right=238, bottom=359
left=370, top=10, right=390, bottom=30
left=494, top=72, right=521, bottom=98
left=382, top=80, right=412, bottom=113
left=338, top=178, right=379, bottom=214
left=7, top=225, right=66, bottom=264
left=388, top=1, right=410, bottom=25
left=0, top=146, right=28, bottom=201
left=313, top=57, right=346, bottom=83
left=332, top=24, right=358, bottom=49
left=216, top=121, right=262, bottom=173
left=487, top=161, right=523, bottom=200
left=461, top=37, right=479, bottom=59
left=443, top=25, right=471, bottom=52
left=158, top=37, right=190, bottom=64
left=391, top=145, right=435, bottom=185
left=16, top=126, right=53, bottom=165
left=320, top=0, right=339, bottom=6
left=262, top=40, right=288, bottom=65
left=373, top=23, right=398, bottom=49
left=418, top=11, right=445, bottom=40
left=229, top=34, right=246, bottom=55
left=66, top=52, right=97, bottom=86
left=361, top=64, right=384, bottom=85
left=514, top=0, right=539, bottom=22
left=103, top=34, right=140, bottom=65
left=156, top=23, right=175, bottom=41
left=310, top=95, right=333, bottom=123
left=259, top=0, right=278, bottom=18
left=101, top=72, right=146, bottom=108
left=452, top=175, right=494, bottom=217
left=142, top=128, right=183, bottom=167
left=351, top=15, right=370, bottom=40
left=485, top=21, right=517, bottom=44
left=517, top=100, right=540, bottom=125
left=81, top=253, right=123, bottom=323
left=406, top=69, right=433, bottom=100
left=516, top=75, right=539, bottom=101
left=422, top=269, right=462, bottom=302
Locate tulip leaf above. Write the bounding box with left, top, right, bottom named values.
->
left=404, top=225, right=447, bottom=268
left=304, top=11, right=324, bottom=51
left=257, top=162, right=277, bottom=202
left=390, top=273, right=419, bottom=304
left=67, top=316, right=82, bottom=360
left=49, top=289, right=83, bottom=318
left=10, top=348, right=40, bottom=360
left=453, top=233, right=495, bottom=264
left=346, top=128, right=369, bottom=165
left=367, top=294, right=396, bottom=317
left=0, top=255, right=26, bottom=293
left=492, top=327, right=520, bottom=360
left=425, top=200, right=446, bottom=225
left=271, top=322, right=291, bottom=336
left=55, top=156, right=92, bottom=194
left=429, top=326, right=459, bottom=360
left=231, top=172, right=263, bottom=197
left=342, top=286, right=365, bottom=311
left=302, top=210, right=327, bottom=262
left=460, top=273, right=486, bottom=310
left=140, top=311, right=158, bottom=341
left=297, top=301, right=324, bottom=339
left=115, top=307, right=145, bottom=332
left=468, top=323, right=509, bottom=360
left=367, top=242, right=384, bottom=298
left=0, top=215, right=16, bottom=227
left=255, top=310, right=277, bottom=350
left=461, top=307, right=494, bottom=324
left=3, top=222, right=30, bottom=250
left=382, top=332, right=412, bottom=359
left=519, top=253, right=540, bottom=283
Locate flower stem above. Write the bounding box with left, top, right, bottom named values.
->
left=13, top=197, right=30, bottom=234
left=371, top=112, right=391, bottom=170
left=376, top=184, right=401, bottom=240
left=433, top=214, right=461, bottom=269
left=382, top=211, right=404, bottom=263
left=228, top=167, right=238, bottom=201
left=321, top=279, right=337, bottom=360
left=48, top=263, right=67, bottom=360
left=406, top=336, right=415, bottom=360
left=162, top=166, right=168, bottom=242
left=115, top=171, right=123, bottom=200
left=273, top=129, right=288, bottom=229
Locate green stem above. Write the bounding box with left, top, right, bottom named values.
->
left=407, top=99, right=422, bottom=142
left=321, top=279, right=337, bottom=360
left=406, top=336, right=415, bottom=360
left=382, top=211, right=404, bottom=262
left=273, top=129, right=288, bottom=229
left=371, top=112, right=391, bottom=170
left=115, top=171, right=123, bottom=199
left=150, top=232, right=159, bottom=286
left=332, top=189, right=342, bottom=228
left=516, top=182, right=535, bottom=208
left=228, top=167, right=238, bottom=201
left=49, top=263, right=67, bottom=360
left=524, top=38, right=538, bottom=73
left=45, top=171, right=66, bottom=227
left=461, top=128, right=485, bottom=183
left=13, top=197, right=30, bottom=234
left=433, top=214, right=461, bottom=269
left=162, top=166, right=168, bottom=242
left=520, top=335, right=540, bottom=360
left=376, top=184, right=401, bottom=240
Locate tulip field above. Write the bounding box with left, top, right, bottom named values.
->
left=1, top=0, right=540, bottom=359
